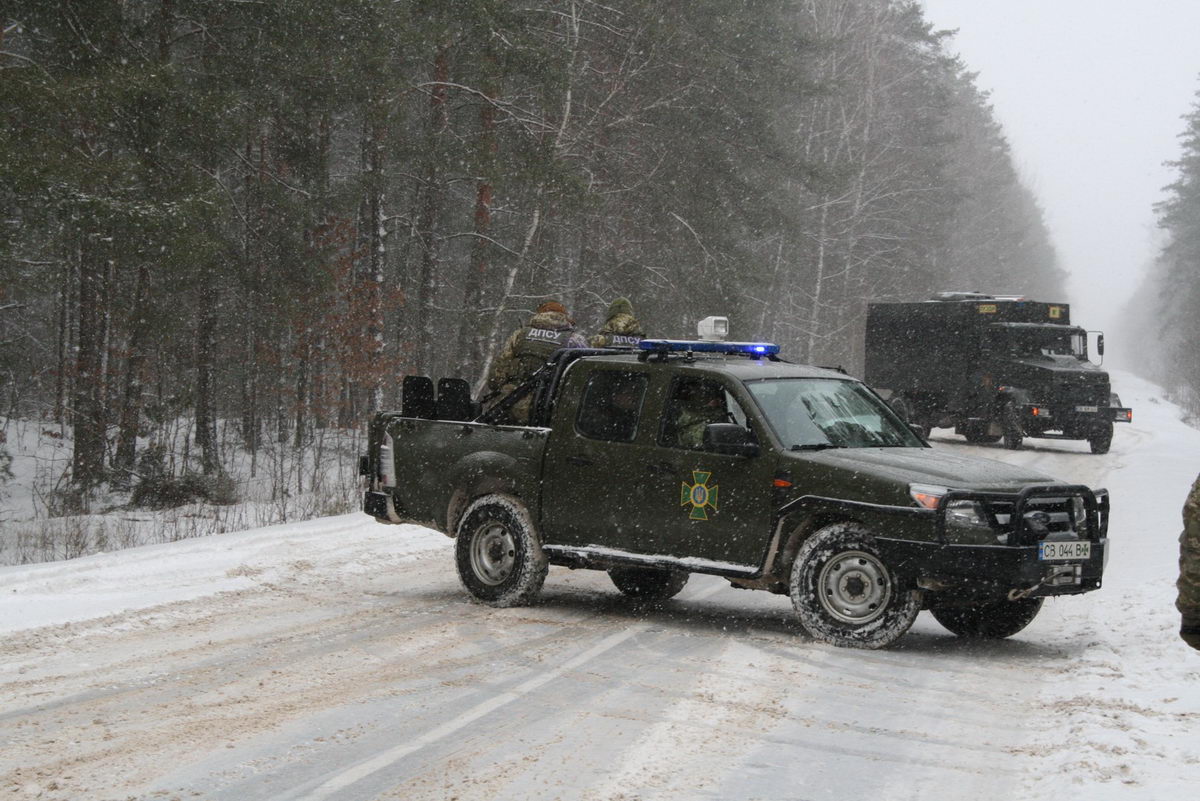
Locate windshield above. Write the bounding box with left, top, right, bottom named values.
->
left=992, top=326, right=1087, bottom=360
left=745, top=378, right=924, bottom=449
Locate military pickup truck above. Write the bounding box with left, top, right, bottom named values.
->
left=865, top=293, right=1132, bottom=453
left=361, top=334, right=1109, bottom=649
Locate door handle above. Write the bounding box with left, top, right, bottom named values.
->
left=566, top=455, right=594, bottom=467
left=645, top=461, right=675, bottom=476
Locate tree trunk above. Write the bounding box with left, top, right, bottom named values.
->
left=71, top=232, right=105, bottom=487
left=195, top=274, right=219, bottom=475
left=113, top=262, right=150, bottom=483
left=415, top=43, right=450, bottom=377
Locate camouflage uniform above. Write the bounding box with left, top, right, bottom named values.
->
left=589, top=297, right=644, bottom=348
left=1178, top=472, right=1200, bottom=649
left=486, top=307, right=587, bottom=423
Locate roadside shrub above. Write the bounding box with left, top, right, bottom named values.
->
left=131, top=472, right=239, bottom=510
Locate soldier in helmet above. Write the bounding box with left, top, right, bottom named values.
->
left=589, top=297, right=644, bottom=348
left=486, top=301, right=587, bottom=423
left=1179, top=472, right=1200, bottom=650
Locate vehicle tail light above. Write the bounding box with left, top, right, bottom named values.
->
left=379, top=433, right=397, bottom=486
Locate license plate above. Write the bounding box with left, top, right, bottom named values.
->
left=1075, top=405, right=1098, bottom=413
left=1039, top=540, right=1091, bottom=561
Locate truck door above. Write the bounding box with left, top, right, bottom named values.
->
left=641, top=376, right=775, bottom=567
left=540, top=365, right=658, bottom=553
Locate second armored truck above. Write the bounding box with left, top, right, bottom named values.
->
left=865, top=293, right=1131, bottom=454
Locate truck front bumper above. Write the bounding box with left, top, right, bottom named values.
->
left=876, top=537, right=1106, bottom=597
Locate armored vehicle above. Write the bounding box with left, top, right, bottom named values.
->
left=361, top=328, right=1109, bottom=649
left=865, top=293, right=1131, bottom=453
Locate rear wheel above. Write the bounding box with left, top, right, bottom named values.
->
left=608, top=566, right=689, bottom=601
left=1001, top=402, right=1024, bottom=450
left=790, top=523, right=921, bottom=649
left=931, top=597, right=1044, bottom=639
left=962, top=421, right=1001, bottom=444
left=1088, top=421, right=1113, bottom=454
left=455, top=495, right=548, bottom=607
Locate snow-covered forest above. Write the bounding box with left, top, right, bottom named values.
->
left=1121, top=86, right=1200, bottom=416
left=0, top=0, right=1068, bottom=536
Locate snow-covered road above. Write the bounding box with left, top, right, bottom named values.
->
left=2, top=371, right=1197, bottom=800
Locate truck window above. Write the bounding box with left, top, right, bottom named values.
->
left=746, top=378, right=922, bottom=449
left=575, top=371, right=648, bottom=442
left=660, top=377, right=747, bottom=450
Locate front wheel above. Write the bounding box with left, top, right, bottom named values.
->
left=455, top=495, right=548, bottom=607
left=790, top=523, right=921, bottom=649
left=608, top=566, right=689, bottom=601
left=1088, top=421, right=1113, bottom=454
left=931, top=597, right=1044, bottom=639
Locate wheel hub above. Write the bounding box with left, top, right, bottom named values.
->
left=817, top=550, right=892, bottom=625
left=470, top=522, right=517, bottom=585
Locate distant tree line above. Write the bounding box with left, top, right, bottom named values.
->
left=0, top=0, right=1064, bottom=489
left=1123, top=80, right=1200, bottom=415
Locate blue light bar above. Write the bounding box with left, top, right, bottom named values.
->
left=638, top=339, right=781, bottom=356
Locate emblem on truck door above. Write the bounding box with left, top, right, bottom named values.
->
left=681, top=470, right=719, bottom=521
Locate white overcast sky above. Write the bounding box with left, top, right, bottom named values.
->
left=919, top=0, right=1200, bottom=336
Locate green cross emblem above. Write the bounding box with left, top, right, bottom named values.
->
left=681, top=470, right=719, bottom=521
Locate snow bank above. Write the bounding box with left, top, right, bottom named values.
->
left=0, top=514, right=448, bottom=635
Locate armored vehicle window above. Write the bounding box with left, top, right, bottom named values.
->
left=660, top=377, right=748, bottom=450
left=746, top=378, right=923, bottom=449
left=575, top=370, right=648, bottom=442
left=992, top=325, right=1087, bottom=360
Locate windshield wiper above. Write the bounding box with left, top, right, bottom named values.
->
left=790, top=443, right=846, bottom=451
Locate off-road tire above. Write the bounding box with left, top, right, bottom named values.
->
left=608, top=566, right=689, bottom=601
left=1088, top=421, right=1113, bottom=455
left=889, top=395, right=930, bottom=440
left=931, top=597, right=1044, bottom=639
left=1001, top=402, right=1024, bottom=450
left=790, top=523, right=921, bottom=649
left=962, top=421, right=1001, bottom=444
left=455, top=494, right=548, bottom=607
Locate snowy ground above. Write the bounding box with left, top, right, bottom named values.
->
left=1, top=370, right=1197, bottom=800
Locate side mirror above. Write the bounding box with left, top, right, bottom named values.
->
left=1096, top=333, right=1104, bottom=357
left=704, top=423, right=759, bottom=457
left=908, top=423, right=927, bottom=440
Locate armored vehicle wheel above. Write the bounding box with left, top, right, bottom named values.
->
left=889, top=395, right=930, bottom=439
left=962, top=421, right=1001, bottom=443
left=931, top=597, right=1044, bottom=639
left=790, top=523, right=921, bottom=649
left=455, top=495, right=548, bottom=607
left=1001, top=402, right=1024, bottom=450
left=608, top=566, right=689, bottom=601
left=1088, top=421, right=1113, bottom=454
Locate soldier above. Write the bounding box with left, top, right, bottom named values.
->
left=1178, top=472, right=1200, bottom=650
left=673, top=381, right=730, bottom=449
left=485, top=301, right=587, bottom=423
left=589, top=297, right=644, bottom=348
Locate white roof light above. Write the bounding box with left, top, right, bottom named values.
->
left=697, top=316, right=729, bottom=341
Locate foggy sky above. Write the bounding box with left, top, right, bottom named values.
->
left=919, top=0, right=1200, bottom=354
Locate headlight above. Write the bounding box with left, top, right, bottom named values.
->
left=1071, top=495, right=1088, bottom=536
left=910, top=484, right=991, bottom=530
left=910, top=484, right=948, bottom=509
left=945, top=499, right=990, bottom=528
